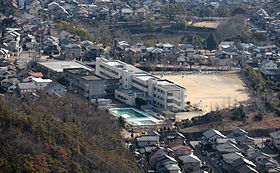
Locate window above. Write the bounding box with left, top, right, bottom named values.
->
left=132, top=79, right=148, bottom=88
left=167, top=99, right=173, bottom=103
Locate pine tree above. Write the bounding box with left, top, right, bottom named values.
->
left=205, top=32, right=218, bottom=51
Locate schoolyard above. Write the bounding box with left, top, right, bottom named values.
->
left=158, top=72, right=251, bottom=112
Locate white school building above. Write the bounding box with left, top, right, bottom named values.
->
left=96, top=58, right=186, bottom=112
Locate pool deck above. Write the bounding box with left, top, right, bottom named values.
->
left=109, top=108, right=165, bottom=126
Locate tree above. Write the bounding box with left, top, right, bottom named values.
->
left=231, top=7, right=246, bottom=16
left=205, top=32, right=218, bottom=51
left=215, top=15, right=247, bottom=41
left=202, top=8, right=214, bottom=17
left=125, top=52, right=136, bottom=65
left=180, top=34, right=203, bottom=48
left=161, top=4, right=186, bottom=21
left=218, top=7, right=231, bottom=17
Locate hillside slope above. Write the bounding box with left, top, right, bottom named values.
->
left=0, top=93, right=140, bottom=173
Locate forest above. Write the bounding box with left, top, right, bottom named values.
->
left=0, top=93, right=140, bottom=173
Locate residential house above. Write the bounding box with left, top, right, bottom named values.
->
left=22, top=76, right=36, bottom=83
left=63, top=43, right=82, bottom=60
left=44, top=81, right=67, bottom=96
left=235, top=135, right=255, bottom=146
left=146, top=47, right=164, bottom=62
left=260, top=59, right=280, bottom=80
left=232, top=157, right=256, bottom=169
left=2, top=0, right=19, bottom=14
left=4, top=30, right=21, bottom=42
left=48, top=2, right=70, bottom=20
left=155, top=155, right=180, bottom=173
left=157, top=163, right=181, bottom=173
left=178, top=44, right=195, bottom=57
left=0, top=71, right=14, bottom=80
left=238, top=165, right=259, bottom=173
left=0, top=48, right=10, bottom=59
left=155, top=42, right=175, bottom=52
left=227, top=128, right=248, bottom=138
left=170, top=145, right=193, bottom=157
left=240, top=145, right=257, bottom=157
left=96, top=6, right=110, bottom=20
left=31, top=78, right=52, bottom=90
left=136, top=135, right=160, bottom=148
left=216, top=138, right=237, bottom=145
left=121, top=8, right=134, bottom=20
left=134, top=8, right=146, bottom=20
left=269, top=131, right=280, bottom=150
left=149, top=147, right=172, bottom=169
left=219, top=41, right=235, bottom=50
left=43, top=41, right=61, bottom=56
left=147, top=130, right=161, bottom=137
left=227, top=128, right=255, bottom=145
left=250, top=152, right=271, bottom=163
left=22, top=34, right=36, bottom=51
left=178, top=154, right=202, bottom=173
left=222, top=152, right=245, bottom=164
left=151, top=2, right=161, bottom=13
left=8, top=40, right=20, bottom=53
left=201, top=129, right=226, bottom=145
left=22, top=72, right=43, bottom=78
left=83, top=45, right=104, bottom=61
left=0, top=77, right=19, bottom=93
left=216, top=141, right=241, bottom=154
left=16, top=82, right=36, bottom=95
left=165, top=132, right=185, bottom=147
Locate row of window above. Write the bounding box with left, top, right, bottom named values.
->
left=132, top=79, right=148, bottom=88
left=116, top=94, right=128, bottom=101
left=153, top=94, right=164, bottom=101
left=153, top=100, right=164, bottom=108
left=154, top=87, right=165, bottom=94
left=100, top=64, right=119, bottom=75
left=167, top=99, right=181, bottom=106
left=100, top=71, right=113, bottom=79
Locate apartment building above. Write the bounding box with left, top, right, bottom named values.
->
left=96, top=58, right=186, bottom=112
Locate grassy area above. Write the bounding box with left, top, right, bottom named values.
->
left=141, top=35, right=183, bottom=47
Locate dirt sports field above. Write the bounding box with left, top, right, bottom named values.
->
left=186, top=21, right=221, bottom=29
left=159, top=72, right=251, bottom=112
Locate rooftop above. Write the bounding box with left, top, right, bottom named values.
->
left=17, top=82, right=36, bottom=89
left=136, top=135, right=159, bottom=142
left=171, top=145, right=192, bottom=151
left=81, top=75, right=102, bottom=81
left=38, top=60, right=93, bottom=72
left=32, top=78, right=52, bottom=83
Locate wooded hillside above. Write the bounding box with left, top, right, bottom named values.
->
left=0, top=93, right=140, bottom=173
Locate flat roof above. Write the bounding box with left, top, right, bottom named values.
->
left=32, top=78, right=52, bottom=83
left=157, top=81, right=182, bottom=90
left=82, top=75, right=102, bottom=81
left=104, top=60, right=142, bottom=72
left=134, top=74, right=155, bottom=81
left=38, top=60, right=93, bottom=72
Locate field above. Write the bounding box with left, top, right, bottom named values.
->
left=187, top=21, right=221, bottom=29
left=158, top=72, right=251, bottom=112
